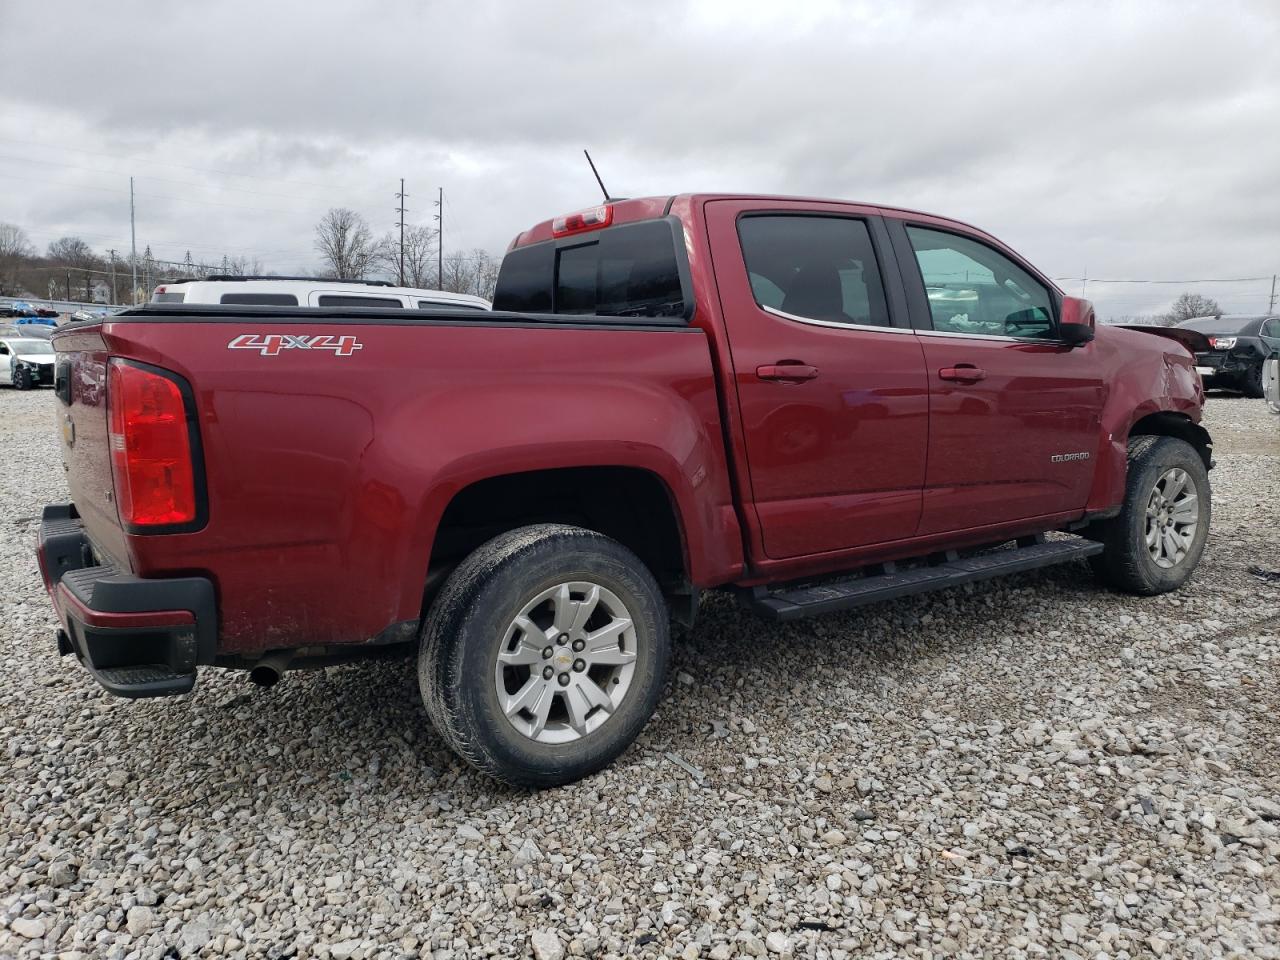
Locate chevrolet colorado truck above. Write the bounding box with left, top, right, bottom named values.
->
left=38, top=194, right=1213, bottom=786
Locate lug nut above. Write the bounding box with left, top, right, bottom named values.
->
left=556, top=633, right=569, bottom=645
left=542, top=666, right=554, bottom=680
left=557, top=673, right=570, bottom=686
left=572, top=639, right=585, bottom=652
left=573, top=659, right=586, bottom=672
left=542, top=647, right=553, bottom=659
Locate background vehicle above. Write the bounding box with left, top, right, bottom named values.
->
left=39, top=194, right=1212, bottom=787
left=1265, top=355, right=1279, bottom=414
left=150, top=276, right=491, bottom=311
left=1178, top=314, right=1280, bottom=397
left=0, top=334, right=55, bottom=388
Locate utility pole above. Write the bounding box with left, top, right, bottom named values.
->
left=434, top=187, right=443, bottom=290
left=1269, top=274, right=1277, bottom=314
left=66, top=270, right=72, bottom=303
left=129, top=177, right=138, bottom=305
left=108, top=249, right=118, bottom=305
left=1081, top=267, right=1087, bottom=299
left=395, top=178, right=408, bottom=287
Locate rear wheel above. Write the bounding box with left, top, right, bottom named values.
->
left=418, top=523, right=669, bottom=787
left=1088, top=436, right=1210, bottom=595
left=1243, top=361, right=1265, bottom=399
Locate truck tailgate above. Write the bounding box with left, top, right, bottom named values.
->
left=51, top=325, right=131, bottom=568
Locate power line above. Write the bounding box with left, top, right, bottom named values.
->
left=0, top=153, right=352, bottom=203
left=1053, top=276, right=1273, bottom=284
left=0, top=135, right=364, bottom=192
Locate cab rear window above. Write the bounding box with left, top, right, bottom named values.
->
left=493, top=218, right=688, bottom=318
left=152, top=292, right=186, bottom=303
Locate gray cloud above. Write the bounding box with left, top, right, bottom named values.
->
left=1, top=0, right=1278, bottom=315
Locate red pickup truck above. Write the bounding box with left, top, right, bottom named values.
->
left=38, top=194, right=1212, bottom=786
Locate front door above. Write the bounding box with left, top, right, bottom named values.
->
left=890, top=219, right=1105, bottom=535
left=706, top=200, right=929, bottom=559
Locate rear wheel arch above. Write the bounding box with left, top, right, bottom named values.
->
left=422, top=465, right=692, bottom=622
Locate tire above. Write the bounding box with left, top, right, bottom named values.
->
left=418, top=523, right=669, bottom=787
left=13, top=365, right=32, bottom=390
left=1242, top=362, right=1265, bottom=399
left=1088, top=436, right=1210, bottom=595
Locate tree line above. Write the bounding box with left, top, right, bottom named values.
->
left=0, top=208, right=501, bottom=304
left=312, top=207, right=500, bottom=299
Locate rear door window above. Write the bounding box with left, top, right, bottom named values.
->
left=493, top=219, right=687, bottom=318
left=417, top=300, right=487, bottom=311
left=737, top=215, right=891, bottom=328
left=315, top=295, right=404, bottom=308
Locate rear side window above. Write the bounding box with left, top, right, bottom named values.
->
left=315, top=295, right=404, bottom=308
left=220, top=293, right=299, bottom=306
left=737, top=215, right=891, bottom=328
left=493, top=219, right=687, bottom=318
left=152, top=292, right=186, bottom=303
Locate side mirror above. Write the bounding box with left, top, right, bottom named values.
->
left=1059, top=322, right=1095, bottom=347
left=1059, top=295, right=1096, bottom=347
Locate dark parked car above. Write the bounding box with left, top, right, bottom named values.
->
left=1178, top=314, right=1280, bottom=398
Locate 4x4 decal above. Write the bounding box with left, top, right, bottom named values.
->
left=227, top=334, right=363, bottom=357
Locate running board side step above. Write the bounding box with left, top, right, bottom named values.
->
left=748, top=538, right=1104, bottom=621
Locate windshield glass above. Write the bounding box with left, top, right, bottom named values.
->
left=1179, top=317, right=1255, bottom=335
left=8, top=339, right=54, bottom=355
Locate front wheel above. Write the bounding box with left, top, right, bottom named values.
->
left=1088, top=436, right=1210, bottom=595
left=13, top=364, right=33, bottom=390
left=418, top=524, right=669, bottom=787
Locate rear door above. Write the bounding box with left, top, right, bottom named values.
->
left=887, top=218, right=1105, bottom=535
left=705, top=200, right=929, bottom=559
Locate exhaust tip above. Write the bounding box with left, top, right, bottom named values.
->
left=248, top=651, right=292, bottom=688
left=249, top=665, right=281, bottom=687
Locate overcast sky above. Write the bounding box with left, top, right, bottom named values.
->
left=2, top=0, right=1278, bottom=317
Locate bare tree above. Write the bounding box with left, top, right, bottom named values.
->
left=1163, top=292, right=1222, bottom=326
left=224, top=255, right=264, bottom=276
left=438, top=248, right=500, bottom=299
left=0, top=222, right=34, bottom=295
left=47, top=236, right=97, bottom=268
left=314, top=208, right=377, bottom=279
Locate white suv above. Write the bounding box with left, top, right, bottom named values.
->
left=151, top=276, right=491, bottom=311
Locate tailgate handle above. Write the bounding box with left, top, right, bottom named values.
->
left=54, top=359, right=72, bottom=404
left=938, top=364, right=986, bottom=382
left=757, top=362, right=819, bottom=382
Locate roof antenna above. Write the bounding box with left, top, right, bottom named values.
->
left=584, top=149, right=614, bottom=202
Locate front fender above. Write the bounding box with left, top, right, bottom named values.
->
left=1085, top=332, right=1206, bottom=512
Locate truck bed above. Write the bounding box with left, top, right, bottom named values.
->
left=52, top=305, right=733, bottom=656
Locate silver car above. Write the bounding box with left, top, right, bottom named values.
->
left=0, top=336, right=56, bottom=390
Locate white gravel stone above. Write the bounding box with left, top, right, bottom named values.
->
left=1, top=387, right=1278, bottom=960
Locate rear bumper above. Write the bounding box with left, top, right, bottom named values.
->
left=37, top=504, right=216, bottom=698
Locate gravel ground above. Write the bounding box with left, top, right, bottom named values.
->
left=1, top=387, right=1278, bottom=960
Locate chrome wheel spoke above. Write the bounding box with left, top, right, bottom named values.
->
left=585, top=618, right=631, bottom=653
left=569, top=584, right=601, bottom=633
left=503, top=676, right=548, bottom=718
left=1171, top=499, right=1198, bottom=524
left=588, top=644, right=636, bottom=667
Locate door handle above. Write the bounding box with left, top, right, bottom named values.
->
left=757, top=363, right=819, bottom=382
left=938, top=364, right=987, bottom=382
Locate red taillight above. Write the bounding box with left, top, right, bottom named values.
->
left=107, top=360, right=197, bottom=527
left=551, top=204, right=613, bottom=238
